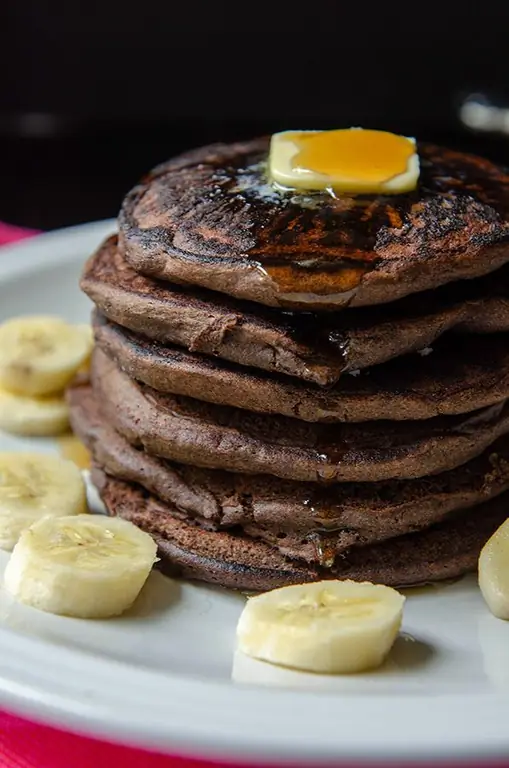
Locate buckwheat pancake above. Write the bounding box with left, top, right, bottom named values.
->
left=69, top=382, right=509, bottom=565
left=118, top=139, right=509, bottom=311
left=91, top=350, right=509, bottom=483
left=82, top=237, right=509, bottom=387
left=94, top=469, right=509, bottom=589
left=94, top=312, right=509, bottom=422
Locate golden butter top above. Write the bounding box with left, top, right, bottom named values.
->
left=269, top=128, right=420, bottom=195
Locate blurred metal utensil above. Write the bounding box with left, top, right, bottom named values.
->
left=459, top=93, right=509, bottom=135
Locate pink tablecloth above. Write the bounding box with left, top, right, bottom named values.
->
left=0, top=223, right=39, bottom=246
left=0, top=712, right=226, bottom=768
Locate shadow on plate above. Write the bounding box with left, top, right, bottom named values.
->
left=231, top=633, right=435, bottom=693
left=120, top=571, right=182, bottom=620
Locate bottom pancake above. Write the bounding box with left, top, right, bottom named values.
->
left=68, top=382, right=509, bottom=566
left=93, top=469, right=509, bottom=590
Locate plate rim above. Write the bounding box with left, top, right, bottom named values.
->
left=1, top=618, right=509, bottom=766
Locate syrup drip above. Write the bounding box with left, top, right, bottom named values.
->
left=302, top=494, right=348, bottom=528
left=58, top=434, right=91, bottom=470
left=257, top=260, right=373, bottom=308
left=307, top=530, right=338, bottom=568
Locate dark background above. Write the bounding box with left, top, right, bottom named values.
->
left=2, top=0, right=509, bottom=230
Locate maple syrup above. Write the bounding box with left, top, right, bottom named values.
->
left=58, top=434, right=91, bottom=470
left=292, top=129, right=416, bottom=190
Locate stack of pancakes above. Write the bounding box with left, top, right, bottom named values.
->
left=70, top=138, right=509, bottom=590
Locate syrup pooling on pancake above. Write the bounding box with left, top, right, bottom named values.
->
left=219, top=153, right=402, bottom=307
left=183, top=142, right=508, bottom=307
left=120, top=138, right=509, bottom=310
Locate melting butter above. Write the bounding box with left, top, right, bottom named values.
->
left=269, top=128, right=419, bottom=194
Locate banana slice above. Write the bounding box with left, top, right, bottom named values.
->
left=0, top=316, right=93, bottom=396
left=0, top=453, right=87, bottom=550
left=0, top=386, right=69, bottom=436
left=479, top=518, right=509, bottom=619
left=236, top=580, right=405, bottom=674
left=4, top=515, right=158, bottom=618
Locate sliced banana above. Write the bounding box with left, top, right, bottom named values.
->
left=0, top=316, right=93, bottom=396
left=236, top=580, right=405, bottom=674
left=479, top=518, right=509, bottom=619
left=0, top=453, right=87, bottom=550
left=4, top=515, right=158, bottom=618
left=0, top=386, right=69, bottom=436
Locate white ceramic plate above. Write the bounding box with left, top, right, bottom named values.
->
left=1, top=221, right=509, bottom=765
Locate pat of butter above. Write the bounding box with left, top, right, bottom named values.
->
left=269, top=128, right=419, bottom=194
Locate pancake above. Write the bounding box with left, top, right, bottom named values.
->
left=118, top=139, right=509, bottom=311
left=94, top=469, right=509, bottom=589
left=69, top=382, right=509, bottom=565
left=91, top=350, right=509, bottom=483
left=94, top=312, right=509, bottom=422
left=82, top=237, right=509, bottom=387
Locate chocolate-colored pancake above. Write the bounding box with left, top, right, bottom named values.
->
left=70, top=383, right=509, bottom=565
left=94, top=312, right=509, bottom=422
left=118, top=139, right=509, bottom=311
left=82, top=236, right=509, bottom=387
left=94, top=469, right=509, bottom=589
left=91, top=350, right=509, bottom=483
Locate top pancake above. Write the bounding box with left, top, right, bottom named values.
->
left=119, top=138, right=509, bottom=311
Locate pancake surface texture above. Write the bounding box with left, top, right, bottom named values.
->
left=118, top=139, right=509, bottom=310
left=94, top=312, right=509, bottom=422
left=91, top=350, right=509, bottom=483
